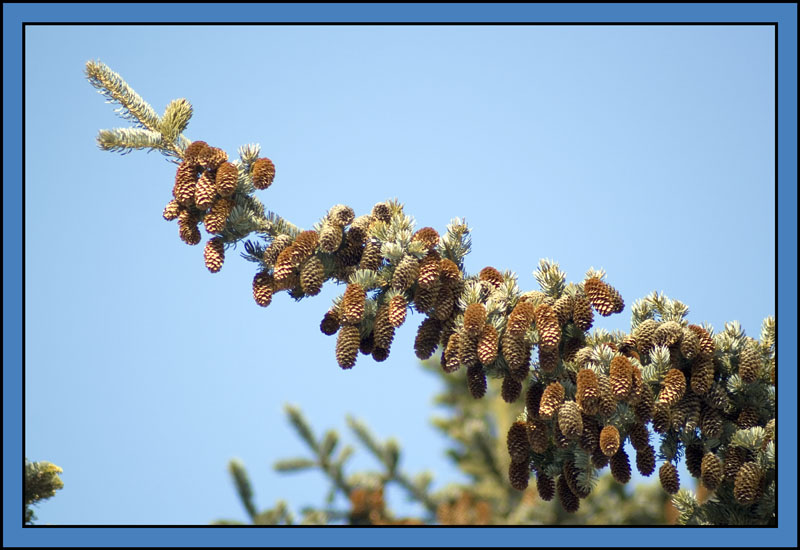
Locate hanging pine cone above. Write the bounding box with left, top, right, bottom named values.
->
left=534, top=303, right=561, bottom=349
left=628, top=422, right=650, bottom=451
left=336, top=325, right=360, bottom=369
left=370, top=202, right=391, bottom=222
left=651, top=402, right=672, bottom=434
left=293, top=231, right=319, bottom=260
left=678, top=327, right=700, bottom=360
left=599, top=425, right=621, bottom=457
left=252, top=271, right=274, bottom=307
left=373, top=304, right=395, bottom=351
left=341, top=283, right=366, bottom=325
left=477, top=324, right=499, bottom=365
left=552, top=295, right=574, bottom=326
left=204, top=197, right=233, bottom=234
left=562, top=336, right=584, bottom=364
left=195, top=169, right=217, bottom=210
left=183, top=140, right=209, bottom=165
left=320, top=309, right=340, bottom=335
left=386, top=294, right=407, bottom=328
left=501, top=331, right=526, bottom=371
left=412, top=227, right=440, bottom=251
left=591, top=447, right=610, bottom=469
left=433, top=284, right=457, bottom=321
left=658, top=368, right=687, bottom=406
left=736, top=407, right=760, bottom=429
left=690, top=356, right=715, bottom=395
left=507, top=301, right=536, bottom=337
left=463, top=303, right=487, bottom=338
left=539, top=382, right=565, bottom=419
left=701, top=452, right=722, bottom=491
left=478, top=266, right=504, bottom=290
left=610, top=448, right=632, bottom=484
left=578, top=414, right=600, bottom=453
left=299, top=256, right=325, bottom=296
left=526, top=384, right=544, bottom=420
left=633, top=319, right=658, bottom=354
left=251, top=157, right=275, bottom=190
left=466, top=365, right=487, bottom=399
left=163, top=199, right=180, bottom=221
left=684, top=443, right=704, bottom=478
left=597, top=374, right=618, bottom=417
left=557, top=401, right=583, bottom=440
left=359, top=332, right=375, bottom=356
left=508, top=459, right=530, bottom=491
left=414, top=318, right=442, bottom=360
left=609, top=286, right=624, bottom=314
left=571, top=295, right=594, bottom=331
left=319, top=223, right=344, bottom=254
left=536, top=472, right=555, bottom=501
left=443, top=333, right=461, bottom=373
left=633, top=383, right=654, bottom=423
left=527, top=418, right=549, bottom=454
left=700, top=405, right=724, bottom=439
left=203, top=237, right=225, bottom=273
left=636, top=444, right=656, bottom=477
left=215, top=161, right=238, bottom=198
left=372, top=347, right=389, bottom=362
left=609, top=356, right=633, bottom=399
left=391, top=254, right=419, bottom=292
left=688, top=324, right=715, bottom=357
left=413, top=283, right=438, bottom=314
left=178, top=210, right=201, bottom=245
left=538, top=346, right=559, bottom=373
left=563, top=461, right=591, bottom=499
left=507, top=421, right=531, bottom=463
left=584, top=277, right=617, bottom=316
left=173, top=161, right=200, bottom=207
left=438, top=258, right=462, bottom=286
left=575, top=369, right=599, bottom=415
left=263, top=235, right=292, bottom=266
left=556, top=475, right=580, bottom=513
left=416, top=251, right=440, bottom=289
left=724, top=446, right=748, bottom=481
left=457, top=331, right=479, bottom=368
left=738, top=340, right=761, bottom=384
left=659, top=462, right=680, bottom=494
left=501, top=375, right=522, bottom=403
left=358, top=240, right=382, bottom=271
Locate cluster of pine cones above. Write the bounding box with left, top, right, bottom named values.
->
left=162, top=140, right=275, bottom=274
left=504, top=314, right=775, bottom=514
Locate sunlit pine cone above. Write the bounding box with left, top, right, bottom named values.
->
left=203, top=197, right=233, bottom=234
left=700, top=405, right=724, bottom=439
left=571, top=295, right=594, bottom=331
left=458, top=330, right=479, bottom=368
left=609, top=356, right=633, bottom=399
left=340, top=283, right=366, bottom=325
left=583, top=277, right=617, bottom=316
left=500, top=331, right=526, bottom=371
left=373, top=304, right=395, bottom=351
left=501, top=375, right=522, bottom=403
left=651, top=402, right=672, bottom=434
left=199, top=146, right=228, bottom=171
left=507, top=301, right=536, bottom=338
left=597, top=374, right=618, bottom=417
left=610, top=448, right=632, bottom=484
left=299, top=256, right=325, bottom=296
left=463, top=303, right=487, bottom=338
left=162, top=199, right=181, bottom=221
left=478, top=266, right=504, bottom=291
left=539, top=382, right=565, bottom=419
left=194, top=169, right=217, bottom=210
left=477, top=324, right=499, bottom=366
left=251, top=157, right=275, bottom=190
left=417, top=251, right=441, bottom=290
left=335, top=325, right=360, bottom=369
left=319, top=223, right=344, bottom=254
left=252, top=271, right=274, bottom=308
left=701, top=452, right=722, bottom=491
left=688, top=324, right=715, bottom=357
left=414, top=318, right=442, bottom=360
left=178, top=210, right=201, bottom=245
left=215, top=161, right=238, bottom=198
left=738, top=340, right=761, bottom=384
left=655, top=321, right=683, bottom=347
left=679, top=327, right=700, bottom=360
left=173, top=161, right=201, bottom=207
left=658, top=369, right=686, bottom=405
left=552, top=295, right=574, bottom=326
left=392, top=255, right=420, bottom=292
left=534, top=303, right=561, bottom=349
left=183, top=140, right=209, bottom=165
left=328, top=204, right=355, bottom=227
left=413, top=283, right=438, bottom=315
left=636, top=444, right=656, bottom=477
left=203, top=237, right=225, bottom=273
left=599, top=425, right=621, bottom=457
left=466, top=365, right=487, bottom=399
left=633, top=319, right=658, bottom=354
left=557, top=401, right=583, bottom=440
left=443, top=332, right=461, bottom=373
left=633, top=383, right=655, bottom=424
left=358, top=240, right=382, bottom=271
left=411, top=227, right=440, bottom=251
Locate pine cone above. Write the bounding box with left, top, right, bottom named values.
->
left=633, top=319, right=658, bottom=354
left=359, top=240, right=382, bottom=271
left=178, top=210, right=201, bottom=245
left=701, top=452, right=722, bottom=491
left=204, top=237, right=225, bottom=273
left=263, top=235, right=292, bottom=266
left=599, top=425, right=621, bottom=457
left=610, top=448, right=632, bottom=484
left=252, top=271, right=274, bottom=307
left=162, top=199, right=181, bottom=221
left=195, top=169, right=217, bottom=210
left=443, top=332, right=461, bottom=373
left=477, top=324, right=499, bottom=365
left=341, top=283, right=366, bottom=325
left=690, top=356, right=715, bottom=395
left=200, top=146, right=228, bottom=170
left=738, top=340, right=761, bottom=384
left=571, top=295, right=594, bottom=331
left=251, top=157, right=275, bottom=190
left=373, top=304, right=395, bottom=351
left=659, top=462, right=680, bottom=494
left=597, top=374, right=618, bottom=417
left=636, top=444, right=656, bottom=477
left=478, top=266, right=504, bottom=290
left=538, top=345, right=559, bottom=373
left=557, top=401, right=583, bottom=440
left=736, top=407, right=760, bottom=429
left=724, top=446, right=748, bottom=481
left=534, top=303, right=561, bottom=349
left=299, top=256, right=325, bottom=296
left=527, top=418, right=549, bottom=454
left=536, top=472, right=555, bottom=501
left=609, top=356, right=633, bottom=399
left=525, top=384, right=544, bottom=420
left=563, top=461, right=591, bottom=499
left=466, top=365, right=487, bottom=399
left=371, top=202, right=391, bottom=222
left=173, top=161, right=200, bottom=207
left=633, top=383, right=655, bottom=424
left=685, top=443, right=704, bottom=478
left=700, top=405, right=724, bottom=439
left=651, top=402, right=671, bottom=434
left=584, top=277, right=617, bottom=316
left=359, top=332, right=375, bottom=356
left=507, top=421, right=531, bottom=463
left=204, top=197, right=233, bottom=234
left=416, top=251, right=441, bottom=290
left=591, top=447, right=610, bottom=469
left=413, top=283, right=439, bottom=315
left=688, top=324, right=715, bottom=357
left=414, top=318, right=442, bottom=360
left=320, top=309, right=340, bottom=335
left=658, top=369, right=686, bottom=405
left=387, top=294, right=408, bottom=328
left=319, top=223, right=344, bottom=253
left=508, top=459, right=530, bottom=491
left=328, top=204, right=355, bottom=227
left=501, top=375, right=522, bottom=403
left=507, top=301, right=536, bottom=337
left=578, top=414, right=600, bottom=453
left=678, top=327, right=700, bottom=360
left=457, top=330, right=479, bottom=368
left=183, top=140, right=209, bottom=165
left=655, top=321, right=683, bottom=347
left=556, top=475, right=580, bottom=513
left=438, top=258, right=461, bottom=285
left=463, top=303, right=487, bottom=338
left=392, top=255, right=420, bottom=292
left=552, top=295, right=574, bottom=326
left=433, top=284, right=457, bottom=321
left=501, top=331, right=526, bottom=371
left=215, top=161, right=238, bottom=198
left=335, top=325, right=360, bottom=369
left=412, top=227, right=440, bottom=251
left=539, top=382, right=565, bottom=419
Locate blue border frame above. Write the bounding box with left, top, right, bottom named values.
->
left=4, top=3, right=796, bottom=547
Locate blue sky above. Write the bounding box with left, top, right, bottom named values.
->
left=22, top=23, right=776, bottom=527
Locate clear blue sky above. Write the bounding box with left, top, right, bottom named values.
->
left=24, top=24, right=775, bottom=525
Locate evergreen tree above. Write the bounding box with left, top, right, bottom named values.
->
left=86, top=60, right=776, bottom=525
left=24, top=459, right=64, bottom=525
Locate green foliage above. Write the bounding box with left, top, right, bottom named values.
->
left=24, top=459, right=64, bottom=524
